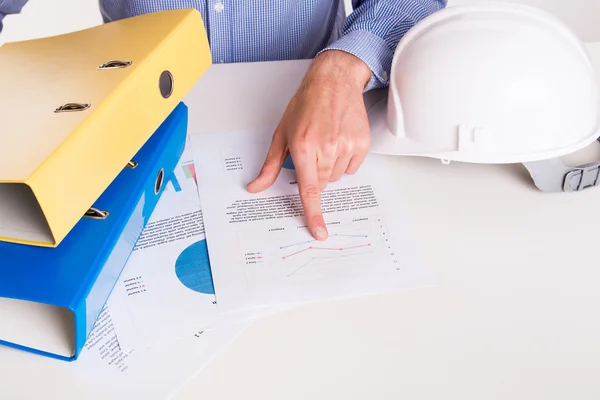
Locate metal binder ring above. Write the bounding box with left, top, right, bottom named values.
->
left=84, top=207, right=109, bottom=220
left=126, top=160, right=138, bottom=169
left=97, top=60, right=132, bottom=69
left=159, top=71, right=174, bottom=99
left=54, top=103, right=91, bottom=113
left=155, top=168, right=164, bottom=194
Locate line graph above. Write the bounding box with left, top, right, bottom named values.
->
left=279, top=233, right=369, bottom=250
left=286, top=249, right=375, bottom=277
left=281, top=243, right=371, bottom=259
left=237, top=215, right=398, bottom=283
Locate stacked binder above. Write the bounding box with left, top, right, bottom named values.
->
left=0, top=9, right=212, bottom=361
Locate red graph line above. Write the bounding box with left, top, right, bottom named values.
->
left=281, top=244, right=371, bottom=259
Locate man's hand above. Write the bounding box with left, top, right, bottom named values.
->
left=247, top=50, right=372, bottom=240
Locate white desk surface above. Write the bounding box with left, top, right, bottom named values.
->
left=2, top=43, right=600, bottom=400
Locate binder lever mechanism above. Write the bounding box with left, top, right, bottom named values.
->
left=84, top=207, right=109, bottom=220
left=83, top=164, right=160, bottom=220
left=97, top=60, right=133, bottom=69
left=126, top=160, right=138, bottom=169
left=54, top=103, right=91, bottom=113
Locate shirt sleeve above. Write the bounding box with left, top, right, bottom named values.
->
left=0, top=0, right=29, bottom=33
left=319, top=0, right=447, bottom=91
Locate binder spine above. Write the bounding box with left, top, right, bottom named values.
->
left=80, top=193, right=146, bottom=359
left=76, top=102, right=188, bottom=360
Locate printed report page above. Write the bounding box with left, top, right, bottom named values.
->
left=191, top=127, right=433, bottom=315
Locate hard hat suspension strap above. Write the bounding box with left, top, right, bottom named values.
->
left=522, top=138, right=600, bottom=192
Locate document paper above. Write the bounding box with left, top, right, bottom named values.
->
left=107, top=144, right=219, bottom=350
left=66, top=305, right=246, bottom=400
left=191, top=127, right=432, bottom=315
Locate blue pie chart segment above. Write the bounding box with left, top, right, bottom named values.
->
left=282, top=154, right=295, bottom=170
left=175, top=239, right=214, bottom=294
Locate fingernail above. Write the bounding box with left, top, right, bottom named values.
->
left=315, top=226, right=328, bottom=240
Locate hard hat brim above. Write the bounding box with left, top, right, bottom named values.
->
left=367, top=93, right=600, bottom=165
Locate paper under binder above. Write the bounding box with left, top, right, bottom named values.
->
left=0, top=102, right=189, bottom=361
left=0, top=8, right=211, bottom=247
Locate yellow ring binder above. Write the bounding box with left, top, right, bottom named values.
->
left=0, top=8, right=212, bottom=247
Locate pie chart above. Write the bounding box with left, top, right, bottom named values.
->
left=175, top=239, right=214, bottom=294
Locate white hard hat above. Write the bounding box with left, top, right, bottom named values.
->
left=367, top=2, right=600, bottom=192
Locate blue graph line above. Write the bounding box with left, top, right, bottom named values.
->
left=170, top=175, right=182, bottom=192
left=279, top=233, right=368, bottom=249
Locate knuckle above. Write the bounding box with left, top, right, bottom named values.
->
left=261, top=158, right=277, bottom=172
left=318, top=172, right=330, bottom=183
left=294, top=140, right=312, bottom=157
left=317, top=163, right=333, bottom=181
left=322, top=140, right=337, bottom=156
left=259, top=160, right=270, bottom=173
left=337, top=139, right=352, bottom=155
left=326, top=133, right=337, bottom=146
left=309, top=214, right=324, bottom=227
left=301, top=184, right=321, bottom=199
left=346, top=162, right=360, bottom=175
left=358, top=135, right=371, bottom=151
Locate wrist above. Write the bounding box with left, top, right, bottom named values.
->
left=307, top=50, right=372, bottom=92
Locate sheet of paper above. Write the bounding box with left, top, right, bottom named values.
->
left=107, top=144, right=219, bottom=351
left=191, top=127, right=433, bottom=315
left=65, top=305, right=247, bottom=400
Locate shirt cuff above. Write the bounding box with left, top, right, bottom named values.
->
left=318, top=29, right=394, bottom=91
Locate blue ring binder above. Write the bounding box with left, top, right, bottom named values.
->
left=0, top=102, right=189, bottom=361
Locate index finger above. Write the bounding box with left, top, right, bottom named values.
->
left=291, top=148, right=328, bottom=241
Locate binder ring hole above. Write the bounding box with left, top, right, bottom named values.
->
left=155, top=168, right=164, bottom=194
left=159, top=70, right=174, bottom=99
left=126, top=160, right=138, bottom=169
left=98, top=60, right=132, bottom=69
left=54, top=103, right=91, bottom=113
left=84, top=207, right=109, bottom=220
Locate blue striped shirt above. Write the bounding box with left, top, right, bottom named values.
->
left=0, top=0, right=447, bottom=90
